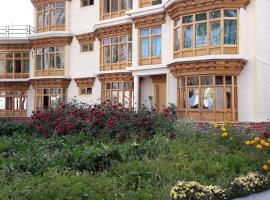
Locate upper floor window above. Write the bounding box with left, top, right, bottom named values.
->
left=81, top=0, right=94, bottom=7
left=139, top=0, right=162, bottom=8
left=0, top=52, right=30, bottom=78
left=36, top=2, right=65, bottom=33
left=35, top=47, right=65, bottom=76
left=81, top=43, right=94, bottom=52
left=139, top=26, right=161, bottom=65
left=100, top=0, right=132, bottom=20
left=100, top=35, right=132, bottom=71
left=174, top=9, right=238, bottom=58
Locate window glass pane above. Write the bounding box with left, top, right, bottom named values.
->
left=121, top=44, right=127, bottom=61
left=6, top=60, right=13, bottom=73
left=104, top=46, right=110, bottom=64
left=174, top=28, right=180, bottom=51
left=183, top=15, right=193, bottom=23
left=224, top=20, right=237, bottom=45
left=38, top=13, right=43, bottom=28
left=184, top=25, right=193, bottom=48
left=226, top=87, right=232, bottom=109
left=152, top=36, right=161, bottom=57
left=0, top=97, right=5, bottom=109
left=141, top=38, right=149, bottom=58
left=141, top=28, right=150, bottom=36
left=56, top=8, right=65, bottom=25
left=0, top=60, right=5, bottom=73
left=226, top=76, right=232, bottom=85
left=187, top=77, right=199, bottom=86
left=202, top=88, right=214, bottom=109
left=201, top=76, right=213, bottom=85
left=209, top=10, right=221, bottom=19
left=189, top=88, right=199, bottom=109
left=15, top=60, right=21, bottom=73
left=196, top=13, right=207, bottom=21
left=210, top=22, right=221, bottom=46
left=23, top=60, right=30, bottom=73
left=111, top=0, right=118, bottom=12
left=103, top=38, right=110, bottom=45
left=224, top=10, right=237, bottom=17
left=43, top=48, right=49, bottom=69
left=44, top=11, right=49, bottom=27
left=6, top=97, right=12, bottom=110
left=56, top=53, right=64, bottom=68
left=112, top=44, right=118, bottom=63
left=151, top=27, right=161, bottom=35
left=128, top=44, right=132, bottom=61
left=104, top=0, right=110, bottom=13
left=216, top=76, right=223, bottom=85
left=51, top=10, right=56, bottom=25
left=196, top=23, right=207, bottom=47
left=216, top=87, right=223, bottom=110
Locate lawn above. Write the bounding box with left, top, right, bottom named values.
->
left=0, top=118, right=269, bottom=200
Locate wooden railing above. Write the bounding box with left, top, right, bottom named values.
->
left=0, top=25, right=34, bottom=38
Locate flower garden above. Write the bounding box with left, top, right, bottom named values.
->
left=0, top=100, right=270, bottom=200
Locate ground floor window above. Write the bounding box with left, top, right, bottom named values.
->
left=101, top=81, right=134, bottom=108
left=0, top=89, right=27, bottom=116
left=178, top=75, right=237, bottom=121
left=35, top=88, right=66, bottom=110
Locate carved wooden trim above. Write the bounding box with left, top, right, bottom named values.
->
left=168, top=59, right=247, bottom=77
left=74, top=77, right=96, bottom=87
left=31, top=0, right=66, bottom=7
left=30, top=78, right=71, bottom=88
left=0, top=43, right=31, bottom=51
left=0, top=81, right=30, bottom=90
left=132, top=12, right=166, bottom=29
left=30, top=36, right=73, bottom=48
left=98, top=73, right=133, bottom=82
left=166, top=0, right=250, bottom=19
left=151, top=75, right=166, bottom=83
left=76, top=32, right=95, bottom=44
left=95, top=23, right=132, bottom=40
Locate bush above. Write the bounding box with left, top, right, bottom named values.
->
left=170, top=181, right=226, bottom=200
left=0, top=119, right=29, bottom=136
left=229, top=172, right=270, bottom=198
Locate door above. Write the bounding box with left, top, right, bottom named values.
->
left=152, top=75, right=167, bottom=113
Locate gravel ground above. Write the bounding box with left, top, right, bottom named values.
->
left=234, top=190, right=270, bottom=200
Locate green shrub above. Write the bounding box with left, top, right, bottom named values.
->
left=0, top=119, right=29, bottom=136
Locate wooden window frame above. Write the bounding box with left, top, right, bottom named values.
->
left=178, top=75, right=238, bottom=122
left=80, top=43, right=94, bottom=53
left=100, top=34, right=132, bottom=71
left=0, top=89, right=27, bottom=117
left=35, top=87, right=66, bottom=111
left=139, top=0, right=162, bottom=8
left=100, top=0, right=132, bottom=20
left=139, top=26, right=161, bottom=66
left=101, top=81, right=134, bottom=109
left=34, top=46, right=65, bottom=76
left=0, top=52, right=30, bottom=78
left=81, top=0, right=94, bottom=7
left=79, top=87, right=93, bottom=95
left=173, top=9, right=239, bottom=58
left=36, top=1, right=65, bottom=33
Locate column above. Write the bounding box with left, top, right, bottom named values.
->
left=134, top=75, right=139, bottom=110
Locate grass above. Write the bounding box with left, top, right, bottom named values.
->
left=0, top=123, right=268, bottom=200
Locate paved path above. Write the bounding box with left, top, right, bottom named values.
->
left=234, top=190, right=270, bottom=200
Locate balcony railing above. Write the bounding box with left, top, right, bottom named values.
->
left=0, top=25, right=34, bottom=38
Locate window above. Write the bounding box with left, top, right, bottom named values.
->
left=0, top=52, right=29, bottom=78
left=139, top=0, right=162, bottom=8
left=36, top=2, right=65, bottom=33
left=100, top=0, right=132, bottom=20
left=35, top=47, right=65, bottom=76
left=0, top=89, right=27, bottom=116
left=81, top=0, right=94, bottom=7
left=80, top=87, right=92, bottom=95
left=81, top=43, right=94, bottom=52
left=174, top=9, right=238, bottom=58
left=100, top=35, right=132, bottom=71
left=139, top=26, right=161, bottom=65
left=178, top=75, right=237, bottom=121
left=101, top=81, right=134, bottom=108
left=35, top=88, right=66, bottom=110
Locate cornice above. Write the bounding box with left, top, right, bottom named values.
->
left=95, top=23, right=132, bottom=39
left=76, top=32, right=95, bottom=44
left=30, top=36, right=73, bottom=48
left=0, top=43, right=31, bottom=51
left=74, top=77, right=96, bottom=87
left=31, top=0, right=68, bottom=7
left=29, top=78, right=71, bottom=88
left=0, top=81, right=30, bottom=90
left=166, top=0, right=250, bottom=19
left=98, top=72, right=133, bottom=82
left=168, top=59, right=247, bottom=77
left=132, top=12, right=166, bottom=29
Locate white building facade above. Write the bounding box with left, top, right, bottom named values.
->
left=0, top=0, right=269, bottom=122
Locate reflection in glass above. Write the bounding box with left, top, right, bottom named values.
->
left=141, top=38, right=150, bottom=58
left=202, top=88, right=214, bottom=109
left=216, top=87, right=223, bottom=110
left=210, top=22, right=221, bottom=46
left=196, top=23, right=207, bottom=47
left=224, top=20, right=237, bottom=45
left=189, top=88, right=199, bottom=109
left=184, top=25, right=193, bottom=48
left=152, top=36, right=161, bottom=56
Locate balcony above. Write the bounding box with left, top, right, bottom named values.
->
left=0, top=25, right=34, bottom=38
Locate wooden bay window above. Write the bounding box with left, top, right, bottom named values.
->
left=100, top=0, right=132, bottom=20
left=139, top=0, right=162, bottom=8
left=173, top=9, right=239, bottom=58
left=74, top=77, right=95, bottom=96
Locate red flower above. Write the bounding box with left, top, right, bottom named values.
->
left=111, top=130, right=117, bottom=136
left=163, top=108, right=170, bottom=113
left=263, top=131, right=269, bottom=138
left=118, top=136, right=125, bottom=142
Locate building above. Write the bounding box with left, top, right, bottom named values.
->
left=0, top=0, right=269, bottom=123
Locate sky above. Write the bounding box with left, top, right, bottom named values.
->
left=0, top=0, right=34, bottom=26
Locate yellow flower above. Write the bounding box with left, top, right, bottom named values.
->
left=261, top=140, right=266, bottom=144
left=222, top=132, right=228, bottom=137
left=215, top=124, right=219, bottom=128
left=265, top=143, right=270, bottom=147
left=263, top=164, right=269, bottom=171
left=245, top=141, right=251, bottom=145
left=255, top=137, right=260, bottom=142
left=268, top=139, right=270, bottom=143
left=221, top=127, right=227, bottom=132
left=250, top=140, right=257, bottom=145
left=267, top=160, right=270, bottom=165
left=256, top=144, right=263, bottom=149
left=230, top=137, right=234, bottom=141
